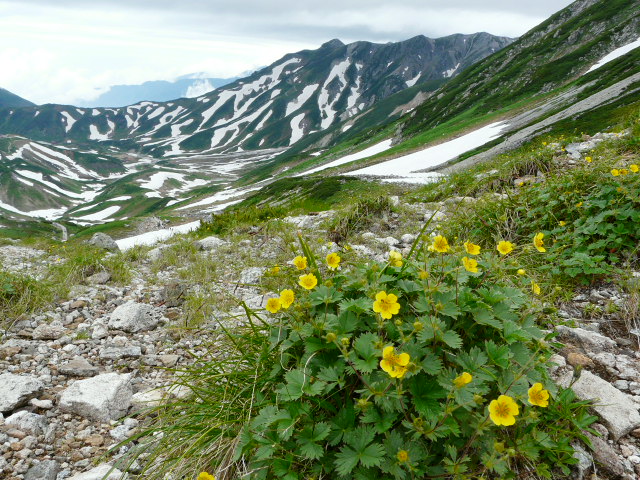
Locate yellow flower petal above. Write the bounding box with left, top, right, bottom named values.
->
left=293, top=255, right=308, bottom=270
left=496, top=241, right=514, bottom=256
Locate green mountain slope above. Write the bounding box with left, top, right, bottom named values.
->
left=0, top=88, right=35, bottom=109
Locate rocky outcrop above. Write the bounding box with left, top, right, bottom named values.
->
left=59, top=373, right=133, bottom=422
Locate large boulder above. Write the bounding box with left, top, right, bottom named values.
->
left=88, top=233, right=120, bottom=252
left=59, top=373, right=133, bottom=422
left=108, top=301, right=158, bottom=333
left=0, top=373, right=45, bottom=412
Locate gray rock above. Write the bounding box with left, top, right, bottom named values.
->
left=423, top=210, right=446, bottom=222
left=559, top=370, right=640, bottom=440
left=131, top=389, right=165, bottom=408
left=68, top=464, right=125, bottom=480
left=108, top=301, right=158, bottom=333
left=239, top=267, right=265, bottom=285
left=58, top=357, right=99, bottom=377
left=586, top=433, right=625, bottom=477
left=32, top=321, right=66, bottom=340
left=555, top=325, right=616, bottom=353
left=109, top=424, right=135, bottom=442
left=91, top=322, right=109, bottom=340
left=86, top=271, right=111, bottom=285
left=88, top=233, right=120, bottom=252
left=571, top=443, right=592, bottom=480
left=59, top=373, right=133, bottom=422
left=160, top=281, right=188, bottom=307
left=99, top=345, right=142, bottom=360
left=25, top=460, right=59, bottom=480
left=0, top=373, right=45, bottom=412
left=30, top=398, right=54, bottom=409
left=194, top=235, right=228, bottom=251
left=147, top=246, right=167, bottom=262
left=400, top=233, right=416, bottom=245
left=5, top=411, right=48, bottom=436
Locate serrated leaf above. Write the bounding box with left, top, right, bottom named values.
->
left=336, top=308, right=361, bottom=332
left=420, top=350, right=443, bottom=375
left=485, top=340, right=511, bottom=369
left=353, top=333, right=380, bottom=373
left=276, top=369, right=306, bottom=401
left=441, top=330, right=462, bottom=349
left=409, top=377, right=446, bottom=417
left=359, top=443, right=385, bottom=468
left=396, top=279, right=421, bottom=293
left=335, top=446, right=360, bottom=476
left=414, top=295, right=431, bottom=313
left=361, top=407, right=398, bottom=433
left=344, top=425, right=377, bottom=450
left=471, top=306, right=502, bottom=329
left=250, top=405, right=279, bottom=429
left=309, top=285, right=343, bottom=306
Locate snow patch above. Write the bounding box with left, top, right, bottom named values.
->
left=300, top=139, right=393, bottom=175
left=75, top=205, right=120, bottom=221
left=587, top=37, right=640, bottom=73
left=289, top=113, right=306, bottom=145
left=285, top=84, right=319, bottom=116
left=116, top=221, right=201, bottom=250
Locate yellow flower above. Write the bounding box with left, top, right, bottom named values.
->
left=462, top=256, right=479, bottom=273
left=265, top=297, right=282, bottom=314
left=279, top=289, right=294, bottom=309
left=542, top=141, right=547, bottom=146
left=298, top=273, right=318, bottom=290
left=463, top=241, right=481, bottom=255
left=533, top=232, right=546, bottom=253
left=431, top=235, right=450, bottom=253
left=630, top=164, right=639, bottom=173
left=293, top=255, right=308, bottom=270
left=489, top=395, right=519, bottom=426
left=559, top=221, right=567, bottom=227
left=611, top=169, right=620, bottom=177
left=620, top=168, right=629, bottom=176
left=418, top=269, right=429, bottom=279
left=585, top=156, right=592, bottom=163
left=397, top=450, right=409, bottom=462
left=576, top=201, right=583, bottom=208
left=380, top=345, right=410, bottom=378
left=389, top=250, right=403, bottom=267
left=528, top=383, right=550, bottom=407
left=373, top=291, right=400, bottom=319
left=270, top=265, right=280, bottom=274
left=496, top=241, right=514, bottom=256
left=453, top=372, right=472, bottom=388
left=326, top=252, right=341, bottom=270
left=517, top=268, right=526, bottom=276
left=532, top=281, right=541, bottom=296
left=198, top=473, right=215, bottom=480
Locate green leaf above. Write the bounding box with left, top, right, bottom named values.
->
left=336, top=308, right=361, bottom=332
left=309, top=285, right=343, bottom=306
left=396, top=279, right=421, bottom=293
left=359, top=443, right=385, bottom=468
left=335, top=446, right=360, bottom=476
left=409, top=378, right=446, bottom=417
left=441, top=330, right=462, bottom=349
left=353, top=333, right=380, bottom=373
left=361, top=407, right=399, bottom=433
left=485, top=340, right=511, bottom=369
left=420, top=350, right=443, bottom=375
left=471, top=306, right=502, bottom=329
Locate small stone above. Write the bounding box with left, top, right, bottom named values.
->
left=70, top=300, right=87, bottom=309
left=30, top=398, right=53, bottom=409
left=131, top=389, right=166, bottom=408
left=59, top=373, right=133, bottom=422
left=628, top=455, right=640, bottom=464
left=58, top=357, right=99, bottom=377
left=99, top=345, right=142, bottom=360
left=620, top=444, right=634, bottom=457
left=592, top=352, right=616, bottom=368
left=5, top=411, right=48, bottom=436
left=158, top=354, right=180, bottom=367
left=85, top=434, right=104, bottom=447
left=400, top=233, right=416, bottom=245
left=91, top=322, right=109, bottom=340
left=87, top=233, right=120, bottom=252
left=0, top=373, right=45, bottom=412
left=24, top=460, right=59, bottom=480
left=108, top=301, right=158, bottom=333
left=631, top=428, right=640, bottom=438
left=571, top=443, right=592, bottom=480
left=86, top=271, right=111, bottom=285
left=7, top=428, right=26, bottom=439
left=566, top=352, right=594, bottom=368
left=160, top=282, right=188, bottom=307
left=32, top=321, right=66, bottom=340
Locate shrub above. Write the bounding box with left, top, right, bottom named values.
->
left=128, top=234, right=595, bottom=479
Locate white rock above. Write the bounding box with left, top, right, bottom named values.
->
left=131, top=389, right=166, bottom=409
left=194, top=235, right=228, bottom=251
left=31, top=321, right=66, bottom=340
left=0, top=373, right=45, bottom=412
left=108, top=301, right=158, bottom=333
left=558, top=370, right=640, bottom=440
left=400, top=233, right=416, bottom=245
left=59, top=373, right=133, bottom=422
left=91, top=322, right=109, bottom=340
left=5, top=411, right=48, bottom=436
left=555, top=325, right=616, bottom=352
left=239, top=267, right=265, bottom=285
left=68, top=464, right=125, bottom=480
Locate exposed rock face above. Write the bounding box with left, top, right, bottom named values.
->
left=24, top=460, right=59, bottom=480
left=68, top=464, right=125, bottom=480
left=5, top=411, right=48, bottom=436
left=88, top=233, right=120, bottom=252
left=0, top=373, right=45, bottom=412
left=59, top=373, right=133, bottom=422
left=108, top=301, right=159, bottom=333
left=31, top=321, right=66, bottom=340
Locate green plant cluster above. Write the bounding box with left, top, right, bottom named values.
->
left=228, top=237, right=594, bottom=479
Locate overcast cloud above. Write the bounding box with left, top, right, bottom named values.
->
left=0, top=0, right=574, bottom=105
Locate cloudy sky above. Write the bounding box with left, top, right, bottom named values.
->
left=0, top=0, right=574, bottom=105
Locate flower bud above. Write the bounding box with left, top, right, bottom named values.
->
left=326, top=332, right=337, bottom=343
